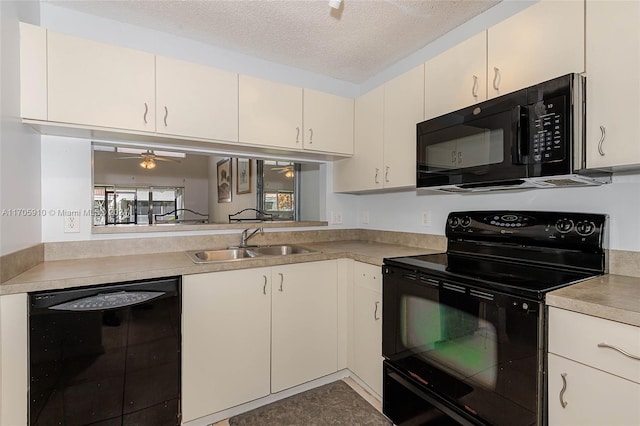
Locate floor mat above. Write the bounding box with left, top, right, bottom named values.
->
left=228, top=380, right=391, bottom=426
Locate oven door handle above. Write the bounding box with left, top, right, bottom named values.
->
left=48, top=291, right=166, bottom=312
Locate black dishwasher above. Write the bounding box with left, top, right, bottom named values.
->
left=29, top=276, right=181, bottom=426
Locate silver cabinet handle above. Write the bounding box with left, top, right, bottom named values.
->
left=374, top=168, right=380, bottom=184
left=309, top=128, right=313, bottom=144
left=598, top=342, right=640, bottom=360
left=374, top=301, right=380, bottom=321
left=492, top=67, right=501, bottom=91
left=597, top=125, right=606, bottom=156
left=451, top=150, right=457, bottom=164
left=296, top=127, right=300, bottom=144
left=458, top=151, right=463, bottom=164
left=560, top=373, right=568, bottom=408
left=385, top=166, right=390, bottom=183
left=472, top=75, right=479, bottom=98
left=263, top=275, right=268, bottom=295
left=143, top=102, right=148, bottom=124
left=163, top=106, right=168, bottom=127
left=278, top=272, right=284, bottom=292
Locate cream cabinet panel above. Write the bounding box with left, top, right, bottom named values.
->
left=156, top=56, right=238, bottom=142
left=271, top=261, right=338, bottom=393
left=425, top=32, right=487, bottom=120
left=549, top=307, right=640, bottom=383
left=303, top=89, right=354, bottom=155
left=585, top=0, right=640, bottom=168
left=47, top=31, right=156, bottom=132
left=548, top=353, right=640, bottom=426
left=352, top=262, right=383, bottom=395
left=182, top=269, right=271, bottom=422
left=333, top=86, right=384, bottom=192
left=487, top=0, right=584, bottom=98
left=383, top=64, right=424, bottom=189
left=239, top=75, right=303, bottom=149
left=20, top=23, right=47, bottom=120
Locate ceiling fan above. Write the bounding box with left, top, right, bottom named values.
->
left=270, top=163, right=295, bottom=178
left=116, top=149, right=183, bottom=170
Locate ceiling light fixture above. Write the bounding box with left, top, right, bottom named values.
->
left=284, top=170, right=295, bottom=179
left=328, top=0, right=342, bottom=9
left=140, top=158, right=157, bottom=170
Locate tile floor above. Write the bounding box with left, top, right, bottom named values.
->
left=211, top=377, right=382, bottom=426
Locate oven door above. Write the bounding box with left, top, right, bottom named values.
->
left=417, top=90, right=528, bottom=189
left=382, top=265, right=543, bottom=426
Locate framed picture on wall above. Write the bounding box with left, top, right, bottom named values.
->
left=236, top=158, right=252, bottom=194
left=217, top=158, right=232, bottom=203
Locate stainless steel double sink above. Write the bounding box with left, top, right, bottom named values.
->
left=186, top=245, right=314, bottom=264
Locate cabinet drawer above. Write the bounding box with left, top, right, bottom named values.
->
left=548, top=307, right=640, bottom=383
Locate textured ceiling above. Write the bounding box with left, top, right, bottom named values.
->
left=45, top=0, right=501, bottom=83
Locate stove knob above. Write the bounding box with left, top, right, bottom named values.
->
left=448, top=217, right=460, bottom=228
left=460, top=216, right=471, bottom=228
left=555, top=218, right=574, bottom=233
left=576, top=221, right=596, bottom=236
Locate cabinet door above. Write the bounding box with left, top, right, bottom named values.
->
left=352, top=263, right=382, bottom=395
left=20, top=23, right=47, bottom=120
left=271, top=261, right=338, bottom=393
left=333, top=86, right=384, bottom=192
left=239, top=75, right=303, bottom=149
left=487, top=0, right=584, bottom=98
left=585, top=0, right=640, bottom=168
left=383, top=64, right=424, bottom=189
left=156, top=56, right=238, bottom=142
left=47, top=31, right=155, bottom=132
left=182, top=269, right=271, bottom=422
left=425, top=32, right=487, bottom=120
left=548, top=354, right=640, bottom=426
left=303, top=89, right=354, bottom=155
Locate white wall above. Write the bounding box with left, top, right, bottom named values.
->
left=0, top=1, right=41, bottom=256
left=355, top=173, right=640, bottom=252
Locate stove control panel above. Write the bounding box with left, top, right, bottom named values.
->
left=446, top=210, right=608, bottom=249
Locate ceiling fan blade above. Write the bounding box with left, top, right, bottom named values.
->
left=154, top=157, right=181, bottom=163
left=115, top=156, right=144, bottom=160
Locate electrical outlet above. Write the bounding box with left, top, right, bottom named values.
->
left=361, top=210, right=370, bottom=224
left=64, top=215, right=80, bottom=233
left=422, top=210, right=431, bottom=226
left=330, top=211, right=343, bottom=225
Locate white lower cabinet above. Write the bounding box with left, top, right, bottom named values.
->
left=548, top=354, right=640, bottom=426
left=182, top=268, right=272, bottom=422
left=271, top=261, right=338, bottom=392
left=182, top=260, right=338, bottom=421
left=548, top=307, right=640, bottom=425
left=351, top=262, right=383, bottom=395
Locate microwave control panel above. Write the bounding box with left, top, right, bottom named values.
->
left=530, top=95, right=566, bottom=163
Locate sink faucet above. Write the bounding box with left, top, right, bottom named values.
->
left=240, top=227, right=263, bottom=248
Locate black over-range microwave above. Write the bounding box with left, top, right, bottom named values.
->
left=416, top=74, right=611, bottom=193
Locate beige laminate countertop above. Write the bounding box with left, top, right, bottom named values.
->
left=547, top=275, right=640, bottom=327
left=0, top=241, right=435, bottom=295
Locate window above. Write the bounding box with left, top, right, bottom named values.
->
left=93, top=186, right=184, bottom=225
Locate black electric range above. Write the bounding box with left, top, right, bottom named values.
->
left=382, top=211, right=607, bottom=426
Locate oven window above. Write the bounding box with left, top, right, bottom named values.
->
left=401, top=296, right=498, bottom=389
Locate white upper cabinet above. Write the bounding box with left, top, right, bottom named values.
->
left=156, top=55, right=238, bottom=142
left=425, top=32, right=487, bottom=120
left=19, top=23, right=47, bottom=121
left=238, top=75, right=303, bottom=150
left=333, top=86, right=384, bottom=192
left=383, top=64, right=424, bottom=189
left=47, top=31, right=156, bottom=132
left=585, top=0, right=640, bottom=169
left=487, top=0, right=584, bottom=98
left=303, top=88, right=354, bottom=155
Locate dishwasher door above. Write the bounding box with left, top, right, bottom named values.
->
left=29, top=277, right=181, bottom=426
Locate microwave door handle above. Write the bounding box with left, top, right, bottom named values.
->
left=514, top=105, right=529, bottom=165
